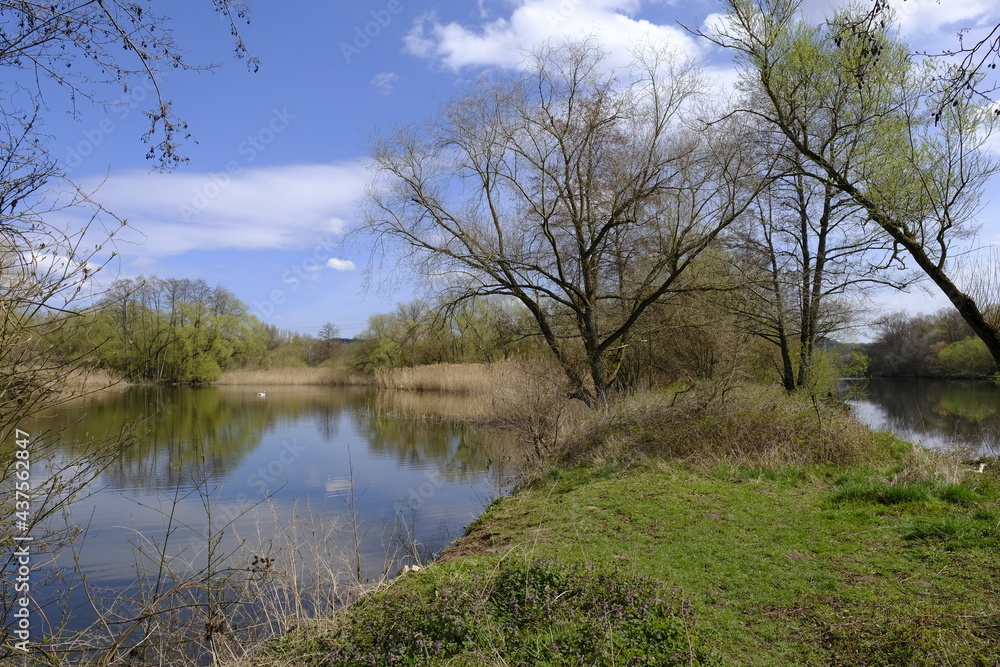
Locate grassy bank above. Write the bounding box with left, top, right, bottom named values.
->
left=241, top=387, right=1000, bottom=666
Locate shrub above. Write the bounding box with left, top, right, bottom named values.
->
left=574, top=383, right=885, bottom=467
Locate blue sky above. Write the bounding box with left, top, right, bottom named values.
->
left=42, top=0, right=1000, bottom=337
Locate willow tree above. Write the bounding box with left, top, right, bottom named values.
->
left=363, top=41, right=766, bottom=405
left=707, top=0, right=1000, bottom=367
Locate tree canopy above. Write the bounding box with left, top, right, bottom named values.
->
left=362, top=40, right=768, bottom=404
left=707, top=0, right=1000, bottom=369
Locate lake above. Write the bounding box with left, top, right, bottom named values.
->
left=848, top=377, right=1000, bottom=457
left=22, top=384, right=518, bottom=660
left=18, top=376, right=998, bottom=662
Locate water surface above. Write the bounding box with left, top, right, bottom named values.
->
left=27, top=384, right=515, bottom=639
left=848, top=377, right=1000, bottom=456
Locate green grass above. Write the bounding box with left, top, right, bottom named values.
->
left=249, top=458, right=1000, bottom=666
left=245, top=388, right=1000, bottom=666
left=263, top=559, right=708, bottom=666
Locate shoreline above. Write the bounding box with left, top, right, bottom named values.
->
left=239, top=389, right=1000, bottom=666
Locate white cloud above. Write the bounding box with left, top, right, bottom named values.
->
left=404, top=0, right=699, bottom=70
left=72, top=162, right=367, bottom=257
left=792, top=0, right=1000, bottom=48
left=326, top=258, right=357, bottom=271
left=371, top=72, right=398, bottom=95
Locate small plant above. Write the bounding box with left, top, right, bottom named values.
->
left=269, top=559, right=711, bottom=666
left=905, top=515, right=985, bottom=543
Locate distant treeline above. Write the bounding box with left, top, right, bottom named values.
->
left=44, top=274, right=997, bottom=387
left=861, top=309, right=997, bottom=378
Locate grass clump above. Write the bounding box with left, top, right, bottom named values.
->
left=904, top=514, right=999, bottom=544
left=575, top=383, right=891, bottom=468
left=830, top=478, right=935, bottom=504
left=259, top=559, right=709, bottom=666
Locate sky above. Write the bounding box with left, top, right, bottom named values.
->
left=36, top=0, right=1000, bottom=338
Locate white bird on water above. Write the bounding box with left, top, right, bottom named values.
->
left=256, top=392, right=266, bottom=398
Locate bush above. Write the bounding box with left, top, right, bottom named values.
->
left=574, top=383, right=886, bottom=467
left=938, top=336, right=997, bottom=376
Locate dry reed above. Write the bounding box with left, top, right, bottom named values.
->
left=215, top=367, right=370, bottom=386
left=373, top=362, right=510, bottom=394
left=575, top=383, right=888, bottom=468
left=218, top=363, right=510, bottom=393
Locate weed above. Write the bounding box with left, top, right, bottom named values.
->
left=937, top=482, right=981, bottom=506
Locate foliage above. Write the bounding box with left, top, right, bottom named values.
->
left=864, top=309, right=997, bottom=377
left=710, top=0, right=1000, bottom=370
left=72, top=275, right=267, bottom=383
left=264, top=559, right=708, bottom=666
left=938, top=335, right=997, bottom=377
left=350, top=297, right=540, bottom=373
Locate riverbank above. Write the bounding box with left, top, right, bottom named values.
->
left=239, top=387, right=1000, bottom=665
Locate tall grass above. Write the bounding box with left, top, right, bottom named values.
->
left=373, top=362, right=502, bottom=393
left=218, top=362, right=513, bottom=393
left=575, top=383, right=895, bottom=468
left=49, top=367, right=130, bottom=399
left=215, top=367, right=370, bottom=386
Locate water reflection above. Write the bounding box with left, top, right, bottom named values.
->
left=26, top=385, right=518, bottom=643
left=849, top=378, right=1000, bottom=456
left=36, top=386, right=506, bottom=491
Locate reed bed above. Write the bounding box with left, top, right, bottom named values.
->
left=215, top=367, right=371, bottom=386
left=219, top=361, right=530, bottom=395
left=56, top=367, right=130, bottom=396
left=373, top=362, right=509, bottom=394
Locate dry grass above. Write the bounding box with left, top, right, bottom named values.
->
left=890, top=445, right=970, bottom=485
left=56, top=367, right=130, bottom=396
left=484, top=359, right=591, bottom=459
left=574, top=382, right=892, bottom=468
left=216, top=367, right=370, bottom=386
left=219, top=363, right=513, bottom=393
left=373, top=362, right=507, bottom=394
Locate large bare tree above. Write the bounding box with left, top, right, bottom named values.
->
left=362, top=40, right=767, bottom=405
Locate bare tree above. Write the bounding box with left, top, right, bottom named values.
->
left=1, top=0, right=256, bottom=170
left=317, top=321, right=342, bottom=361
left=730, top=154, right=915, bottom=391
left=362, top=40, right=767, bottom=405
